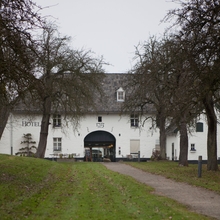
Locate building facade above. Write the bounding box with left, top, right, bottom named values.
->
left=0, top=73, right=220, bottom=162
left=166, top=114, right=220, bottom=161
left=1, top=112, right=159, bottom=161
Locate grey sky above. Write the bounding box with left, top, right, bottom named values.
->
left=35, top=0, right=178, bottom=73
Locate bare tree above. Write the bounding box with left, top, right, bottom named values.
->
left=124, top=37, right=175, bottom=159
left=125, top=35, right=202, bottom=165
left=166, top=0, right=220, bottom=170
left=32, top=25, right=105, bottom=158
left=163, top=37, right=203, bottom=166
left=0, top=0, right=43, bottom=139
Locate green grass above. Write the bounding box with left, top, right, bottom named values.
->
left=126, top=161, right=220, bottom=193
left=0, top=155, right=213, bottom=220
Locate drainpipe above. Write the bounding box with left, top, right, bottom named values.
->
left=10, top=114, right=13, bottom=155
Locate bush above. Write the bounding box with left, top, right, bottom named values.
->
left=151, top=150, right=161, bottom=161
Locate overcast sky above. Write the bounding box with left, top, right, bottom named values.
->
left=34, top=0, right=178, bottom=73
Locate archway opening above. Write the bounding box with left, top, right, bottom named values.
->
left=84, top=131, right=116, bottom=162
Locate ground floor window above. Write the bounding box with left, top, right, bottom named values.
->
left=190, top=143, right=196, bottom=151
left=53, top=137, right=62, bottom=151
left=130, top=139, right=140, bottom=157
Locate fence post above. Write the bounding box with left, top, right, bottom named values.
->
left=138, top=151, right=140, bottom=163
left=198, top=156, right=202, bottom=178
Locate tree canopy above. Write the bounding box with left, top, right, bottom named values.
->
left=33, top=25, right=105, bottom=158
left=0, top=0, right=43, bottom=139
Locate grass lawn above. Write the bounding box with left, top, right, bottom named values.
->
left=126, top=161, right=220, bottom=194
left=0, top=154, right=214, bottom=220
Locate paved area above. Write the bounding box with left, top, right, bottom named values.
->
left=102, top=162, right=220, bottom=219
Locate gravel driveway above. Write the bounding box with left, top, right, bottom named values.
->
left=102, top=162, right=220, bottom=219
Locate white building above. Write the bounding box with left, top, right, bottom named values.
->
left=167, top=114, right=220, bottom=162
left=0, top=73, right=219, bottom=162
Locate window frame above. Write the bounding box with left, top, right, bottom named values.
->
left=53, top=137, right=62, bottom=152
left=130, top=114, right=139, bottom=127
left=53, top=114, right=61, bottom=127
left=196, top=122, right=203, bottom=132
left=117, top=87, right=125, bottom=102
left=130, top=139, right=140, bottom=154
left=98, top=116, right=102, bottom=122
left=190, top=143, right=196, bottom=151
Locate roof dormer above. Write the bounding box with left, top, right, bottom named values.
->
left=117, top=87, right=125, bottom=102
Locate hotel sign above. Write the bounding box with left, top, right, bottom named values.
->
left=22, top=121, right=41, bottom=127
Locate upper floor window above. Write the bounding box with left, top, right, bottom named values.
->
left=196, top=122, right=203, bottom=132
left=130, top=114, right=139, bottom=127
left=98, top=116, right=102, bottom=122
left=53, top=114, right=61, bottom=127
left=117, top=87, right=125, bottom=102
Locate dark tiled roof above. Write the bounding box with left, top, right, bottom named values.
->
left=94, top=73, right=129, bottom=113
left=13, top=73, right=129, bottom=114
left=13, top=73, right=156, bottom=115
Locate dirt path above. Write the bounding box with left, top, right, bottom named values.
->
left=102, top=162, right=220, bottom=219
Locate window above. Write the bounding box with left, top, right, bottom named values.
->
left=130, top=139, right=140, bottom=154
left=53, top=114, right=61, bottom=127
left=190, top=143, right=196, bottom=151
left=118, top=91, right=124, bottom=100
left=53, top=138, right=62, bottom=151
left=196, top=122, right=203, bottom=132
left=130, top=114, right=139, bottom=127
left=117, top=87, right=125, bottom=102
left=98, top=116, right=102, bottom=122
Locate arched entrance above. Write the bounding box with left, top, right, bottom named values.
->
left=84, top=131, right=116, bottom=162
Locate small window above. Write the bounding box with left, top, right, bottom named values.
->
left=53, top=138, right=62, bottom=151
left=190, top=143, right=196, bottom=151
left=53, top=114, right=61, bottom=127
left=98, top=116, right=102, bottom=122
left=130, top=114, right=139, bottom=127
left=196, top=122, right=203, bottom=132
left=117, top=87, right=125, bottom=102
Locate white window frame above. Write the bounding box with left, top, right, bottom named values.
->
left=190, top=143, right=196, bottom=151
left=53, top=114, right=61, bottom=127
left=117, top=87, right=125, bottom=102
left=53, top=137, right=62, bottom=151
left=130, top=114, right=139, bottom=127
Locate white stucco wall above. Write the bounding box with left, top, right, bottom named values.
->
left=1, top=114, right=41, bottom=155
left=166, top=114, right=220, bottom=161
left=0, top=113, right=159, bottom=159
left=2, top=113, right=220, bottom=161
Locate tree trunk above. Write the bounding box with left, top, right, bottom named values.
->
left=159, top=113, right=166, bottom=159
left=36, top=96, right=52, bottom=158
left=203, top=94, right=218, bottom=171
left=0, top=106, right=10, bottom=139
left=178, top=117, right=188, bottom=166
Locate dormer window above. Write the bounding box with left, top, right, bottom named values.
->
left=117, top=87, right=125, bottom=102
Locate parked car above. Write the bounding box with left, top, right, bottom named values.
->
left=84, top=148, right=103, bottom=161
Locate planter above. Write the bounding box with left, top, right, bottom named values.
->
left=57, top=158, right=76, bottom=162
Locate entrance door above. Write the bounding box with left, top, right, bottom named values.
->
left=84, top=131, right=116, bottom=162
left=172, top=143, right=174, bottom=161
